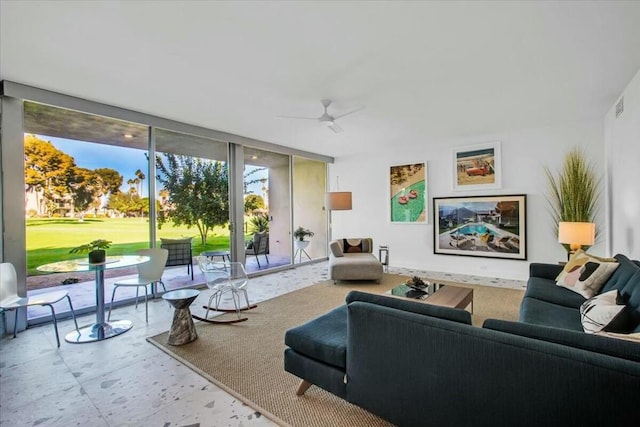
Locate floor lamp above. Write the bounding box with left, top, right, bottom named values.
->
left=326, top=191, right=352, bottom=242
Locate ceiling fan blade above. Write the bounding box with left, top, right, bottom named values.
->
left=332, top=105, right=365, bottom=120
left=275, top=115, right=318, bottom=120
left=328, top=122, right=344, bottom=133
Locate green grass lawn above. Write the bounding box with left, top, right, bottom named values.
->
left=27, top=218, right=235, bottom=276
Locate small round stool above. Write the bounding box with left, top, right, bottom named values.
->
left=163, top=289, right=200, bottom=345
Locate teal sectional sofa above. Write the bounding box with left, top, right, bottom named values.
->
left=284, top=255, right=640, bottom=426
left=520, top=253, right=640, bottom=332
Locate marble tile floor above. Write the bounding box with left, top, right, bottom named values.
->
left=0, top=262, right=525, bottom=427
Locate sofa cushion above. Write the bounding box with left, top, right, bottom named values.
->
left=620, top=270, right=640, bottom=309
left=555, top=250, right=619, bottom=298
left=622, top=270, right=640, bottom=332
left=580, top=290, right=634, bottom=333
left=346, top=290, right=472, bottom=325
left=519, top=296, right=583, bottom=331
left=342, top=238, right=365, bottom=253
left=524, top=277, right=586, bottom=309
left=483, top=319, right=640, bottom=363
left=329, top=240, right=344, bottom=257
left=329, top=253, right=383, bottom=281
left=284, top=305, right=347, bottom=369
left=336, top=238, right=374, bottom=254
left=598, top=255, right=640, bottom=330
left=600, top=254, right=640, bottom=294
left=529, top=262, right=564, bottom=280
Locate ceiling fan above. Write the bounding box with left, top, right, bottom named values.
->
left=277, top=99, right=364, bottom=133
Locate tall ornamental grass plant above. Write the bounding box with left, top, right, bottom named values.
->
left=544, top=147, right=601, bottom=247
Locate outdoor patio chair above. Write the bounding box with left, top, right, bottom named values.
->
left=160, top=237, right=194, bottom=279
left=108, top=248, right=168, bottom=323
left=0, top=262, right=79, bottom=347
left=246, top=231, right=269, bottom=268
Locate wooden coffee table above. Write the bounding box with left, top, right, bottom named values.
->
left=389, top=283, right=473, bottom=313
left=425, top=285, right=473, bottom=313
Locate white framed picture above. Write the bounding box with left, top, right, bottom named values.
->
left=452, top=141, right=502, bottom=191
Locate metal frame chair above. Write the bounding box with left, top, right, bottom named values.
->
left=0, top=262, right=79, bottom=347
left=108, top=248, right=168, bottom=323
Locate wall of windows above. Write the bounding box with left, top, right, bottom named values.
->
left=1, top=81, right=333, bottom=329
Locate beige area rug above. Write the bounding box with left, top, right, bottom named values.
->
left=147, top=274, right=524, bottom=427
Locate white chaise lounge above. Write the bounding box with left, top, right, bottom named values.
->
left=328, top=238, right=384, bottom=283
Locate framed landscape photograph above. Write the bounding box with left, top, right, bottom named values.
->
left=389, top=162, right=427, bottom=223
left=433, top=194, right=526, bottom=260
left=453, top=141, right=501, bottom=191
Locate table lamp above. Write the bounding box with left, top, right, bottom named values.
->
left=558, top=221, right=595, bottom=257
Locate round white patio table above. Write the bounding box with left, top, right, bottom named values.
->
left=37, top=255, right=150, bottom=343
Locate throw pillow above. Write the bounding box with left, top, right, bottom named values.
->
left=343, top=239, right=364, bottom=253
left=555, top=250, right=619, bottom=298
left=580, top=290, right=633, bottom=333
left=329, top=241, right=344, bottom=257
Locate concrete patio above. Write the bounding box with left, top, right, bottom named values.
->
left=25, top=254, right=295, bottom=322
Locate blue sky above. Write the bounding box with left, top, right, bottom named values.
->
left=47, top=136, right=146, bottom=181
left=40, top=135, right=267, bottom=197
left=44, top=135, right=149, bottom=196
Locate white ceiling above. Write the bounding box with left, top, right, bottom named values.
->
left=2, top=1, right=640, bottom=158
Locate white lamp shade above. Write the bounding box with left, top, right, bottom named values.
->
left=558, top=222, right=595, bottom=247
left=326, top=192, right=352, bottom=211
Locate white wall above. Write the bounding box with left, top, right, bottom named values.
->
left=330, top=120, right=605, bottom=281
left=267, top=164, right=292, bottom=258
left=292, top=158, right=328, bottom=259
left=605, top=68, right=640, bottom=259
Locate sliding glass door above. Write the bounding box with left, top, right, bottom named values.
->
left=154, top=128, right=230, bottom=289
left=243, top=147, right=292, bottom=273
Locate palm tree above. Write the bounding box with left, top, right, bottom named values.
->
left=135, top=169, right=145, bottom=197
